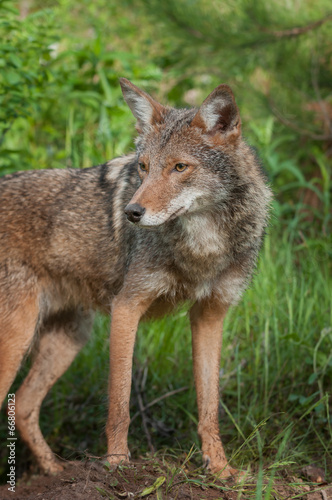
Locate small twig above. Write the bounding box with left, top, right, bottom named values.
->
left=130, top=386, right=189, bottom=424
left=167, top=11, right=203, bottom=39
left=83, top=466, right=91, bottom=492
left=132, top=372, right=155, bottom=453
left=220, top=359, right=247, bottom=392
left=321, top=490, right=328, bottom=500
left=261, top=12, right=332, bottom=38
left=141, top=364, right=148, bottom=391
left=269, top=99, right=331, bottom=141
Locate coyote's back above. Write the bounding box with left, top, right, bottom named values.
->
left=0, top=78, right=271, bottom=478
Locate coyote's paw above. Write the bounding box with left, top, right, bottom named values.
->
left=41, top=459, right=65, bottom=475
left=203, top=454, right=243, bottom=480
left=104, top=450, right=131, bottom=468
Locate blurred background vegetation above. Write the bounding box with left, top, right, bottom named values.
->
left=0, top=0, right=331, bottom=481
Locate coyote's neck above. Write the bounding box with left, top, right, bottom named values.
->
left=162, top=211, right=231, bottom=284
left=179, top=213, right=226, bottom=259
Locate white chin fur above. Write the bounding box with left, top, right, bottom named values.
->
left=138, top=189, right=201, bottom=227
left=138, top=211, right=179, bottom=227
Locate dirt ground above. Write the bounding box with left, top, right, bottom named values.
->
left=0, top=459, right=331, bottom=500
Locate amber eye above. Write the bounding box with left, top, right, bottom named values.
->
left=139, top=162, right=147, bottom=172
left=174, top=163, right=188, bottom=172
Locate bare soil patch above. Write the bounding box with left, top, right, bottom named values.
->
left=0, top=458, right=331, bottom=500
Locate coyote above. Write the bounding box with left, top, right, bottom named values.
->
left=0, top=79, right=271, bottom=477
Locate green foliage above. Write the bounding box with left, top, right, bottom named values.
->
left=131, top=0, right=332, bottom=118
left=0, top=1, right=57, bottom=135
left=0, top=0, right=162, bottom=175
left=248, top=118, right=332, bottom=234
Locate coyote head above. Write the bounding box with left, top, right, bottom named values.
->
left=120, top=78, right=242, bottom=227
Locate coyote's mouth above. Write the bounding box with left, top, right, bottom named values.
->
left=137, top=205, right=187, bottom=228
left=168, top=205, right=187, bottom=221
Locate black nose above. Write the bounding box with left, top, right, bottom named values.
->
left=125, top=203, right=146, bottom=223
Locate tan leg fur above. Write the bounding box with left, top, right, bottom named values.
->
left=190, top=298, right=238, bottom=478
left=0, top=292, right=39, bottom=407
left=106, top=293, right=153, bottom=464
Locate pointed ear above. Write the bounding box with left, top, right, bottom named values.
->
left=191, top=84, right=241, bottom=138
left=120, top=78, right=166, bottom=133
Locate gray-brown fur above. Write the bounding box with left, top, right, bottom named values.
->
left=0, top=79, right=271, bottom=475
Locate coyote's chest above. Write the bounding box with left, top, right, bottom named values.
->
left=173, top=214, right=229, bottom=277
left=155, top=214, right=232, bottom=301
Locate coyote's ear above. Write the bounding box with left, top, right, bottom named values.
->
left=120, top=78, right=166, bottom=133
left=191, top=84, right=241, bottom=138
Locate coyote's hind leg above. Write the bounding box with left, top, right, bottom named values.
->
left=0, top=288, right=39, bottom=407
left=15, top=308, right=94, bottom=474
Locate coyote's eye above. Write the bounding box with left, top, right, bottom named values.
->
left=138, top=162, right=147, bottom=172
left=174, top=163, right=187, bottom=172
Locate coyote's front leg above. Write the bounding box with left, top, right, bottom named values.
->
left=190, top=298, right=238, bottom=478
left=106, top=293, right=152, bottom=465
